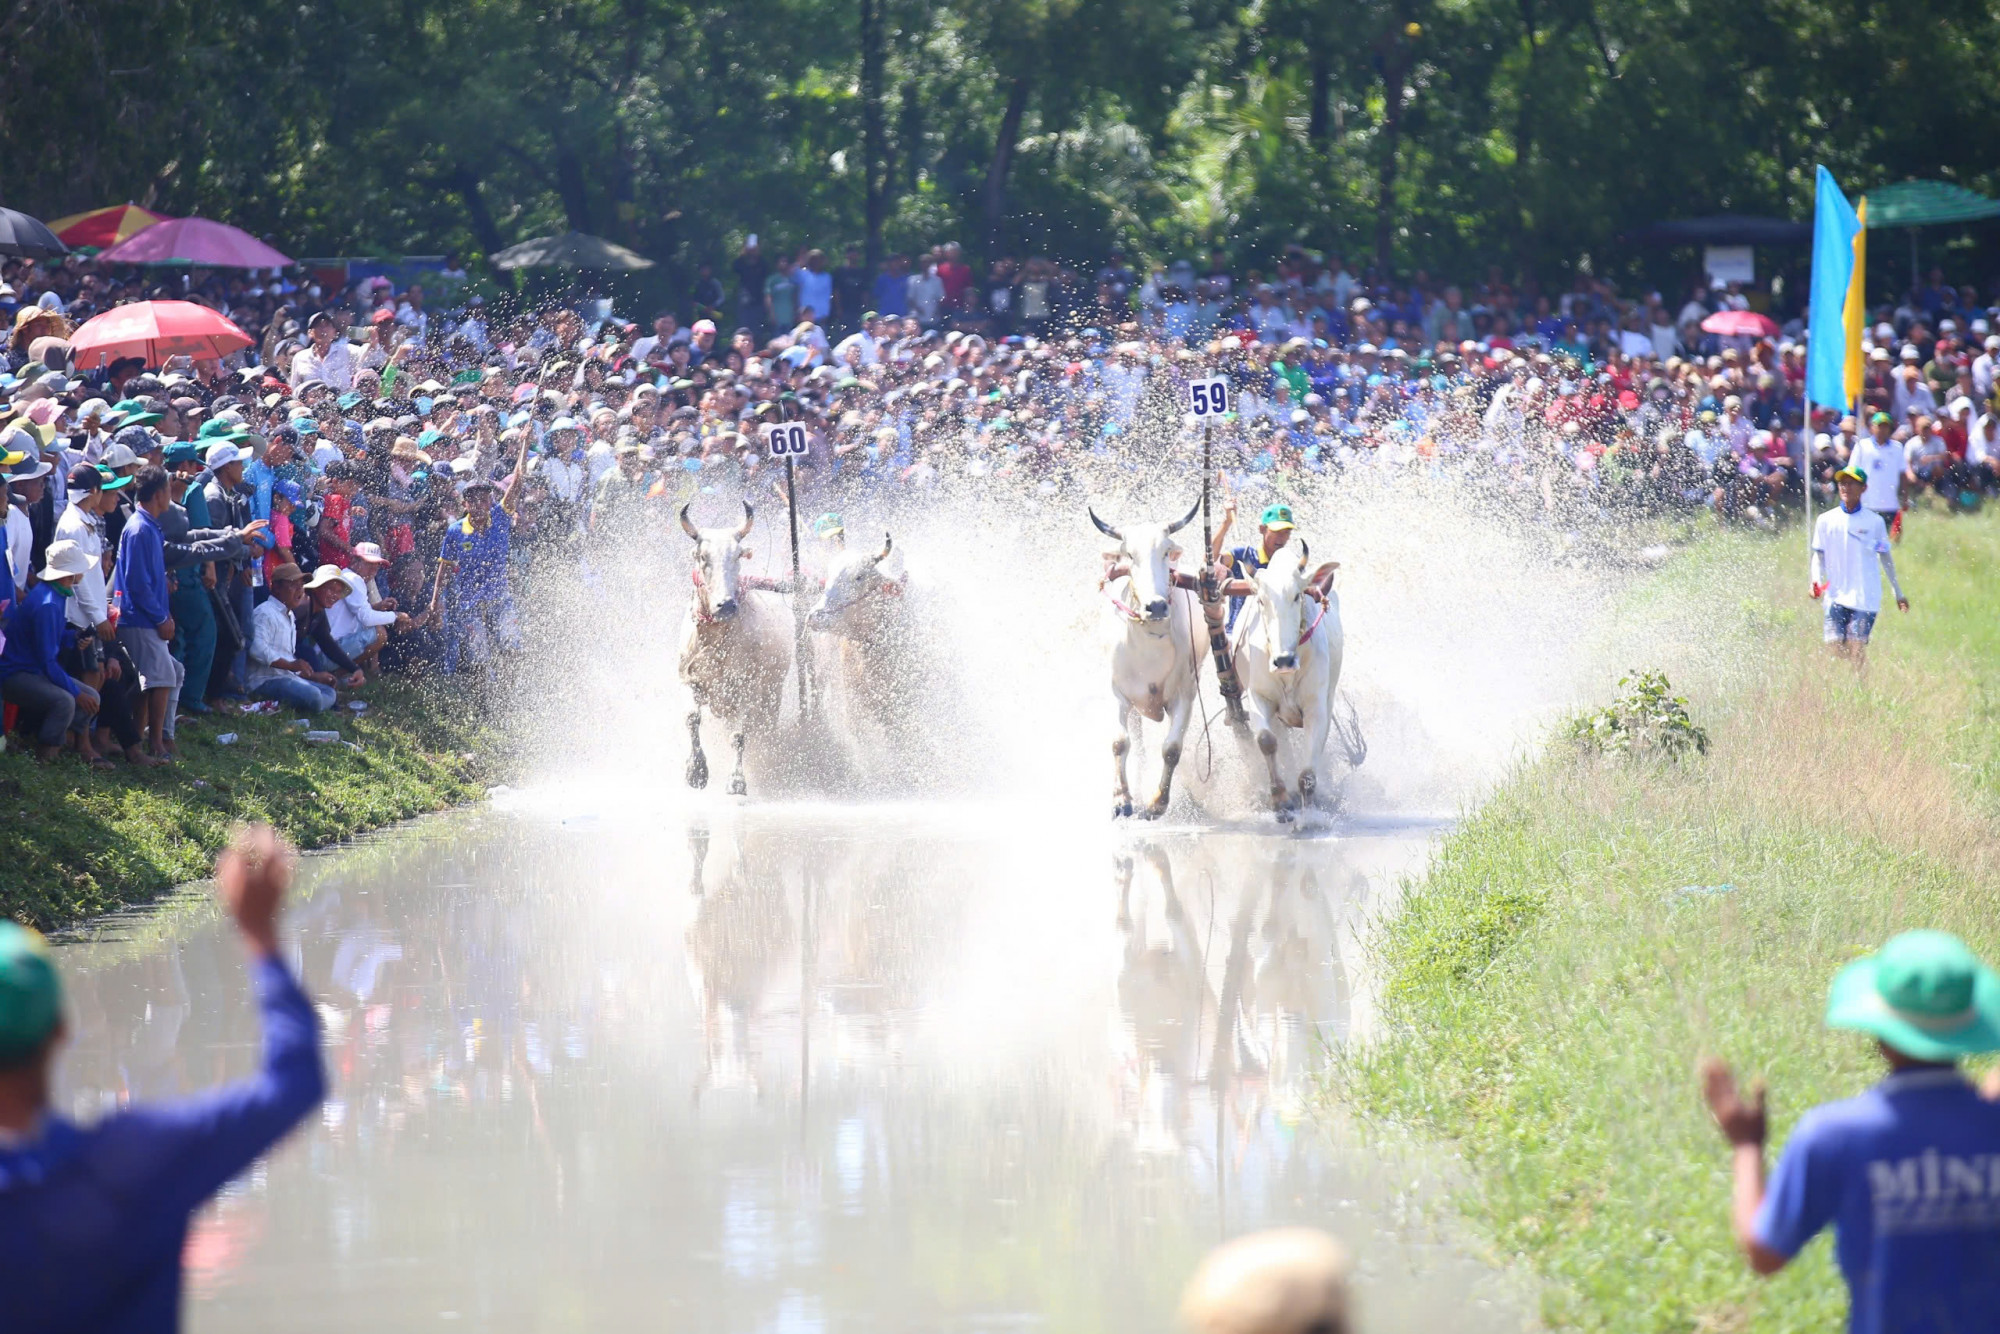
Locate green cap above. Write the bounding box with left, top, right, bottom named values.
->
left=1834, top=464, right=1868, bottom=484
left=1871, top=411, right=1893, bottom=425
left=109, top=398, right=162, bottom=427
left=1260, top=503, right=1296, bottom=531
left=812, top=512, right=844, bottom=538
left=195, top=418, right=249, bottom=443
left=97, top=466, right=133, bottom=492
left=1826, top=930, right=2000, bottom=1061
left=163, top=441, right=203, bottom=466
left=0, top=923, right=62, bottom=1067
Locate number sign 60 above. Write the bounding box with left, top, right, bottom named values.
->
left=765, top=423, right=811, bottom=459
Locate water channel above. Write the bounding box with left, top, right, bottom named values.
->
left=54, top=788, right=1531, bottom=1331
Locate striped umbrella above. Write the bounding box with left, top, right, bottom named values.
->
left=47, top=203, right=171, bottom=250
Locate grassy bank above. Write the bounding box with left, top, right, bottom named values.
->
left=0, top=681, right=497, bottom=930
left=1341, top=506, right=2000, bottom=1332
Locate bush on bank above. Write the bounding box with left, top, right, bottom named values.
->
left=0, top=681, right=493, bottom=931
left=1340, top=508, right=2000, bottom=1332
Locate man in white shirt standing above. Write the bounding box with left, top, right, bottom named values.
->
left=1812, top=464, right=1909, bottom=665
left=1969, top=409, right=2000, bottom=490
left=395, top=284, right=430, bottom=345
left=1849, top=410, right=1911, bottom=540
left=1, top=441, right=39, bottom=594
left=53, top=464, right=132, bottom=765
left=289, top=312, right=357, bottom=391
left=1973, top=334, right=2000, bottom=403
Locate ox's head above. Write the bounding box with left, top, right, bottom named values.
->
left=806, top=532, right=898, bottom=634
left=681, top=502, right=756, bottom=620
left=1250, top=540, right=1337, bottom=675
left=1091, top=499, right=1199, bottom=623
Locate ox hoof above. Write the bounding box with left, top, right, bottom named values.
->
left=728, top=775, right=748, bottom=797
left=687, top=757, right=709, bottom=789
left=1112, top=799, right=1133, bottom=819
left=1138, top=798, right=1170, bottom=821
left=1274, top=807, right=1295, bottom=825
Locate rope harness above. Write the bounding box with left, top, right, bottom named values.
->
left=1231, top=586, right=1329, bottom=664
left=1101, top=580, right=1148, bottom=623
left=689, top=563, right=716, bottom=624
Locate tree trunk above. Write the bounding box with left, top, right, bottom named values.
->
left=1373, top=34, right=1406, bottom=272
left=1308, top=50, right=1332, bottom=144
left=1514, top=0, right=1539, bottom=280
left=983, top=75, right=1031, bottom=256
left=861, top=0, right=886, bottom=272
left=451, top=165, right=506, bottom=257
left=899, top=80, right=921, bottom=193
left=554, top=137, right=594, bottom=235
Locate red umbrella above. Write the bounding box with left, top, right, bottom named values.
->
left=1700, top=309, right=1780, bottom=338
left=96, top=216, right=291, bottom=269
left=69, top=301, right=253, bottom=368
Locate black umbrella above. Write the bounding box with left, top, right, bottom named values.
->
left=0, top=208, right=69, bottom=260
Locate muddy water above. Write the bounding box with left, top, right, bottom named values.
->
left=53, top=797, right=1528, bottom=1332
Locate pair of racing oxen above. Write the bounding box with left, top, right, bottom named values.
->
left=674, top=500, right=1346, bottom=819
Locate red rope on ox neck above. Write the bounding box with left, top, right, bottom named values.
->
left=690, top=564, right=715, bottom=624
left=1101, top=583, right=1145, bottom=622
left=1301, top=595, right=1328, bottom=643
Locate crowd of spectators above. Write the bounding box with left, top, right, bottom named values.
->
left=2, top=235, right=1997, bottom=767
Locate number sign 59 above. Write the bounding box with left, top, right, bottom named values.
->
left=1188, top=375, right=1231, bottom=418
left=765, top=423, right=811, bottom=459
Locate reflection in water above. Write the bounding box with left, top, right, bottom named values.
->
left=52, top=801, right=1525, bottom=1332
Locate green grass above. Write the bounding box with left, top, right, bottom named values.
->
left=0, top=680, right=499, bottom=930
left=1339, top=503, right=2000, bottom=1332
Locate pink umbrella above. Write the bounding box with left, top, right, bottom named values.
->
left=96, top=216, right=292, bottom=269
left=69, top=300, right=253, bottom=368
left=1700, top=309, right=1780, bottom=339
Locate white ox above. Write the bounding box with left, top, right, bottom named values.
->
left=803, top=532, right=908, bottom=737
left=1093, top=500, right=1203, bottom=819
left=1230, top=541, right=1343, bottom=819
left=678, top=502, right=794, bottom=795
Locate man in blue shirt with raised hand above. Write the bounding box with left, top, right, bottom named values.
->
left=1703, top=930, right=2000, bottom=1333
left=0, top=823, right=324, bottom=1333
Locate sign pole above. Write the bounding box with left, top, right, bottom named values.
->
left=786, top=451, right=808, bottom=718
left=767, top=415, right=811, bottom=719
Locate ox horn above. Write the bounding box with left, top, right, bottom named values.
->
left=1088, top=507, right=1122, bottom=541
left=1165, top=497, right=1201, bottom=534
left=680, top=504, right=700, bottom=541
left=736, top=502, right=755, bottom=539
left=872, top=532, right=893, bottom=564
left=1296, top=538, right=1309, bottom=564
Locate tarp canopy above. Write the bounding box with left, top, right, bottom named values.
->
left=1626, top=215, right=1811, bottom=247
left=1862, top=180, right=2000, bottom=229
left=490, top=231, right=654, bottom=271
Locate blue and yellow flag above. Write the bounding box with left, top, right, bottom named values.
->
left=1842, top=197, right=1868, bottom=405
left=1806, top=166, right=1862, bottom=412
